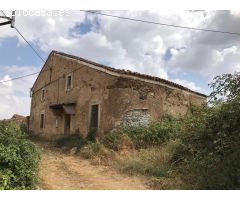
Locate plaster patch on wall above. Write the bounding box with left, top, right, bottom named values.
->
left=122, top=109, right=150, bottom=127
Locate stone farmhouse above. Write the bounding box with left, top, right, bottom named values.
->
left=29, top=50, right=206, bottom=139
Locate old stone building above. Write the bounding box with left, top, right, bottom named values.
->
left=29, top=50, right=206, bottom=139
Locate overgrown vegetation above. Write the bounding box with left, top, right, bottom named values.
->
left=172, top=72, right=240, bottom=189
left=100, top=120, right=182, bottom=188
left=173, top=102, right=240, bottom=189
left=53, top=72, right=240, bottom=190
left=52, top=116, right=184, bottom=188
left=101, top=132, right=134, bottom=151
left=86, top=128, right=97, bottom=142
left=0, top=122, right=40, bottom=190
left=123, top=114, right=182, bottom=148
left=115, top=145, right=171, bottom=178
left=79, top=142, right=115, bottom=165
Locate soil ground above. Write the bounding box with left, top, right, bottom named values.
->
left=35, top=142, right=148, bottom=190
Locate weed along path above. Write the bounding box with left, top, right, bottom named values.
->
left=35, top=142, right=148, bottom=190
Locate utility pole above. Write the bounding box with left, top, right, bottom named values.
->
left=0, top=11, right=15, bottom=28
left=11, top=11, right=15, bottom=28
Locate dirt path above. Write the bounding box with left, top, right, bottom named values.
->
left=36, top=143, right=148, bottom=190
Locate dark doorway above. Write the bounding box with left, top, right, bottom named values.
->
left=90, top=104, right=99, bottom=130
left=64, top=114, right=71, bottom=134
left=40, top=113, right=45, bottom=129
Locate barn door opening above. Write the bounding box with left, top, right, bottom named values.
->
left=87, top=104, right=99, bottom=141
left=88, top=104, right=99, bottom=141
left=64, top=114, right=71, bottom=135
left=90, top=104, right=99, bottom=130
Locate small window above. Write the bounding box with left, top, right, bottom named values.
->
left=40, top=113, right=45, bottom=129
left=66, top=74, right=73, bottom=91
left=41, top=89, right=45, bottom=101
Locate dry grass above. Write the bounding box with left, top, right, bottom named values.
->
left=147, top=176, right=184, bottom=190
left=77, top=138, right=184, bottom=189
left=114, top=147, right=170, bottom=177
left=111, top=139, right=184, bottom=189
left=79, top=142, right=116, bottom=166
left=36, top=141, right=148, bottom=190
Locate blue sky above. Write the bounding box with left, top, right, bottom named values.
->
left=0, top=37, right=44, bottom=66
left=1, top=10, right=240, bottom=119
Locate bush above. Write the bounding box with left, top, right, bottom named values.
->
left=55, top=133, right=86, bottom=148
left=80, top=142, right=115, bottom=165
left=86, top=128, right=97, bottom=142
left=173, top=101, right=240, bottom=189
left=80, top=142, right=104, bottom=159
left=20, top=123, right=28, bottom=135
left=0, top=122, right=39, bottom=190
left=101, top=131, right=134, bottom=151
left=124, top=115, right=182, bottom=148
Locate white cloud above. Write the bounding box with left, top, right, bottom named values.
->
left=0, top=75, right=13, bottom=87
left=169, top=44, right=240, bottom=80
left=1, top=10, right=240, bottom=118
left=171, top=78, right=207, bottom=94
left=94, top=10, right=209, bottom=77
left=1, top=10, right=212, bottom=79
left=0, top=65, right=38, bottom=119
left=230, top=10, right=240, bottom=16
left=168, top=11, right=240, bottom=80
left=170, top=48, right=179, bottom=56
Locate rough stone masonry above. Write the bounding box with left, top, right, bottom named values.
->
left=29, top=50, right=207, bottom=139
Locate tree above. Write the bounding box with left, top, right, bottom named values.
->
left=174, top=72, right=240, bottom=189
left=209, top=72, right=240, bottom=103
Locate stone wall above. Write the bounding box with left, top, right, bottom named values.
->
left=30, top=52, right=206, bottom=139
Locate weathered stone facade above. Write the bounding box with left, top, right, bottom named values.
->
left=29, top=51, right=207, bottom=139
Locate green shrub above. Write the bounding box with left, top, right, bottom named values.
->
left=173, top=101, right=240, bottom=189
left=80, top=141, right=115, bottom=166
left=86, top=128, right=97, bottom=142
left=0, top=122, right=39, bottom=190
left=124, top=115, right=182, bottom=148
left=175, top=72, right=240, bottom=189
left=80, top=142, right=103, bottom=159
left=20, top=123, right=28, bottom=135
left=55, top=133, right=86, bottom=148
left=101, top=131, right=134, bottom=151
